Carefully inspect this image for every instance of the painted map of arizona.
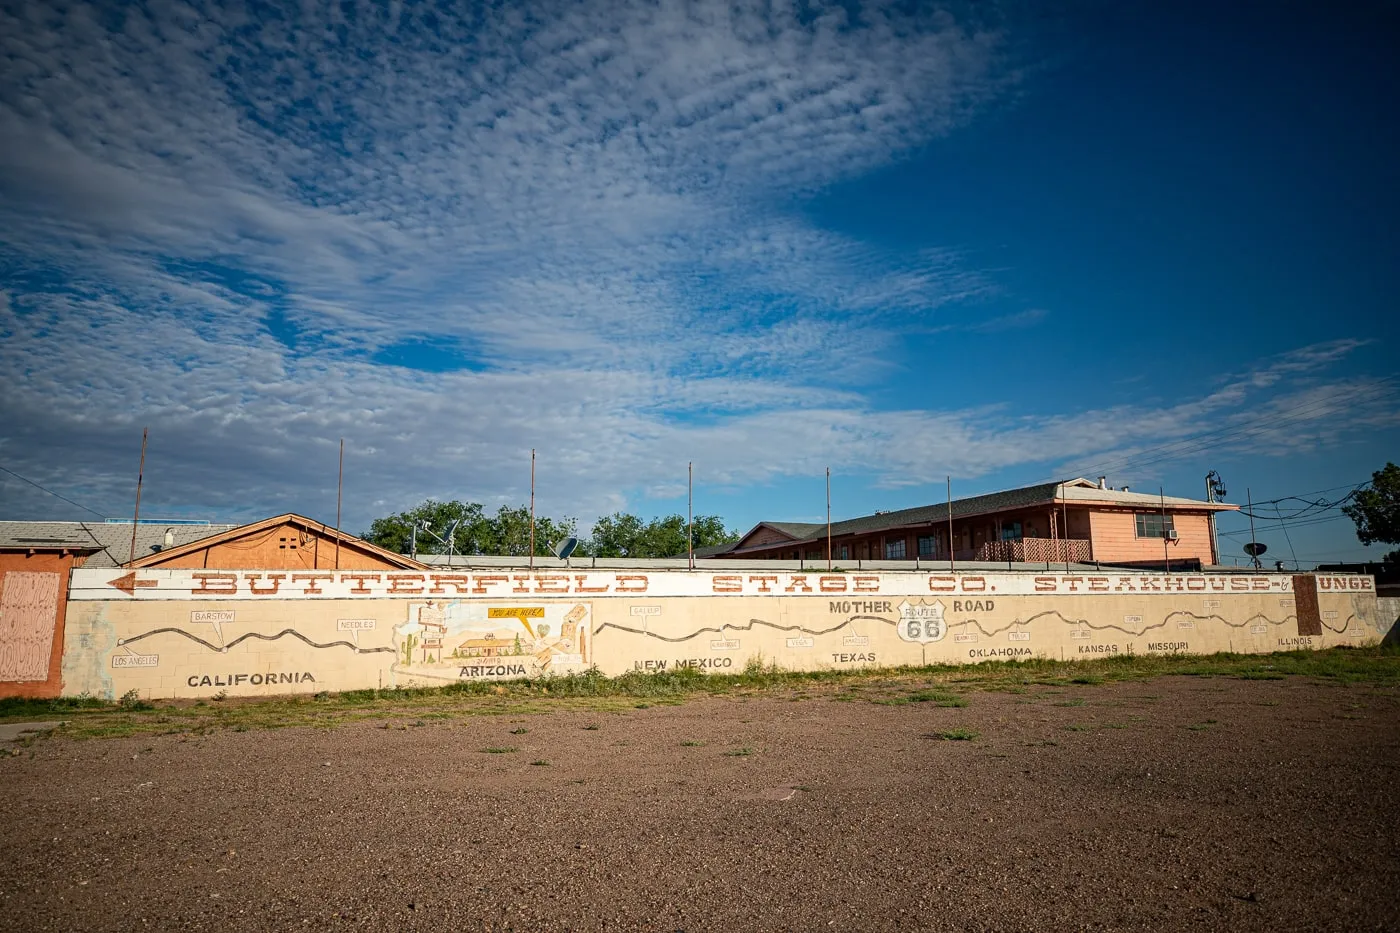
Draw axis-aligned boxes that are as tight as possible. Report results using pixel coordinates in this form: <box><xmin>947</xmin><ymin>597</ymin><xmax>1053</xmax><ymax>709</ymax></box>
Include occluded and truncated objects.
<box><xmin>394</xmin><ymin>601</ymin><xmax>591</xmax><ymax>681</ymax></box>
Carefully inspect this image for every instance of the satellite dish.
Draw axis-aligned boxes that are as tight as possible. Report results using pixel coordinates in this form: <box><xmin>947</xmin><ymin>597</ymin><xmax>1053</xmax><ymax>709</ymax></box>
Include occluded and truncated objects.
<box><xmin>1243</xmin><ymin>542</ymin><xmax>1268</xmax><ymax>557</ymax></box>
<box><xmin>552</xmin><ymin>537</ymin><xmax>579</xmax><ymax>560</ymax></box>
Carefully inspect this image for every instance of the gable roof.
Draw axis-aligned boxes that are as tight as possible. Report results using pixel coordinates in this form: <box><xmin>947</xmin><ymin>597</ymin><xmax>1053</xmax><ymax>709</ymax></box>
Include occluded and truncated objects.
<box><xmin>0</xmin><ymin>521</ymin><xmax>236</xmax><ymax>568</ymax></box>
<box><xmin>126</xmin><ymin>513</ymin><xmax>425</xmax><ymax>569</ymax></box>
<box><xmin>730</xmin><ymin>520</ymin><xmax>825</xmax><ymax>551</ymax></box>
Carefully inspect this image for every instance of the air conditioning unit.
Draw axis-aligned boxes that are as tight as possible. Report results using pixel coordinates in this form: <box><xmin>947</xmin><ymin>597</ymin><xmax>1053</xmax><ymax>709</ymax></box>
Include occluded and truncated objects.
<box><xmin>1166</xmin><ymin>529</ymin><xmax>1179</xmax><ymax>541</ymax></box>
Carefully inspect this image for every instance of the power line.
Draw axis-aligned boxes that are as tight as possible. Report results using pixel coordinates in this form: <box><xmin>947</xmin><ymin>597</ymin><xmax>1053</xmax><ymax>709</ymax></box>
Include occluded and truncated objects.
<box><xmin>0</xmin><ymin>464</ymin><xmax>108</xmax><ymax>519</ymax></box>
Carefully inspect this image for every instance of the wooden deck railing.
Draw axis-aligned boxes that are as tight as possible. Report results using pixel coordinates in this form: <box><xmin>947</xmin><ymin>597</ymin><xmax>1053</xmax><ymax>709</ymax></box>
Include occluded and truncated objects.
<box><xmin>972</xmin><ymin>538</ymin><xmax>1092</xmax><ymax>564</ymax></box>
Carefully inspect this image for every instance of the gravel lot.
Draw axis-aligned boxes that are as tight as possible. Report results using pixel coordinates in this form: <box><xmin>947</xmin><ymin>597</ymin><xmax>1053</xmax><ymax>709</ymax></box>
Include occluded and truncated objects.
<box><xmin>2</xmin><ymin>677</ymin><xmax>1398</xmax><ymax>932</ymax></box>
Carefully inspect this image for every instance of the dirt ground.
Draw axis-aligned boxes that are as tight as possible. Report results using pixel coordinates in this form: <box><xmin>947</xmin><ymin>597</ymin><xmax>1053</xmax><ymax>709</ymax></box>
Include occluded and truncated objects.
<box><xmin>2</xmin><ymin>676</ymin><xmax>1398</xmax><ymax>932</ymax></box>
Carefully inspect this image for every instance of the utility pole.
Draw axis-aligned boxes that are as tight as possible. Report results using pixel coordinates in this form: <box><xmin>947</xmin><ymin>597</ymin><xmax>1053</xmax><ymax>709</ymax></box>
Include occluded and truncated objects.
<box><xmin>529</xmin><ymin>449</ymin><xmax>536</xmax><ymax>571</ymax></box>
<box><xmin>826</xmin><ymin>467</ymin><xmax>832</xmax><ymax>571</ymax></box>
<box><xmin>947</xmin><ymin>476</ymin><xmax>955</xmax><ymax>572</ymax></box>
<box><xmin>1247</xmin><ymin>487</ymin><xmax>1260</xmax><ymax>570</ymax></box>
<box><xmin>127</xmin><ymin>428</ymin><xmax>148</xmax><ymax>566</ymax></box>
<box><xmin>334</xmin><ymin>438</ymin><xmax>344</xmax><ymax>571</ymax></box>
<box><xmin>1159</xmin><ymin>486</ymin><xmax>1169</xmax><ymax>573</ymax></box>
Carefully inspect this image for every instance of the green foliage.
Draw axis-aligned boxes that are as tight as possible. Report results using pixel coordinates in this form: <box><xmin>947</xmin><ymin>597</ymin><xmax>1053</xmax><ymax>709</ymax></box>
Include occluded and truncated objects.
<box><xmin>119</xmin><ymin>689</ymin><xmax>153</xmax><ymax>711</ymax></box>
<box><xmin>362</xmin><ymin>499</ymin><xmax>579</xmax><ymax>557</ymax></box>
<box><xmin>932</xmin><ymin>728</ymin><xmax>979</xmax><ymax>741</ymax></box>
<box><xmin>364</xmin><ymin>497</ymin><xmax>739</xmax><ymax>559</ymax></box>
<box><xmin>585</xmin><ymin>512</ymin><xmax>738</xmax><ymax>558</ymax></box>
<box><xmin>1342</xmin><ymin>463</ymin><xmax>1400</xmax><ymax>561</ymax></box>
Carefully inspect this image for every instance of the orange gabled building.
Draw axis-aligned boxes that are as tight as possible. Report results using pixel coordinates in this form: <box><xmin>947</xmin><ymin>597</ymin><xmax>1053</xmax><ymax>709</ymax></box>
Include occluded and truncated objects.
<box><xmin>125</xmin><ymin>513</ymin><xmax>424</xmax><ymax>571</ymax></box>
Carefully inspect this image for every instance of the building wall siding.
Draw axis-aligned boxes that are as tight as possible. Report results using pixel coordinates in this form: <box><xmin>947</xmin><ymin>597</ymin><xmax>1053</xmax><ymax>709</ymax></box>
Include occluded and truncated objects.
<box><xmin>1088</xmin><ymin>510</ymin><xmax>1215</xmax><ymax>565</ymax></box>
<box><xmin>147</xmin><ymin>521</ymin><xmax>402</xmax><ymax>571</ymax></box>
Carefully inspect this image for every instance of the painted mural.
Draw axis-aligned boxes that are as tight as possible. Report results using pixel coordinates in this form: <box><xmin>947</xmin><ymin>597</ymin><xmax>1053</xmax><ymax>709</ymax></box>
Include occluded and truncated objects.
<box><xmin>394</xmin><ymin>600</ymin><xmax>591</xmax><ymax>682</ymax></box>
<box><xmin>51</xmin><ymin>568</ymin><xmax>1383</xmax><ymax>699</ymax></box>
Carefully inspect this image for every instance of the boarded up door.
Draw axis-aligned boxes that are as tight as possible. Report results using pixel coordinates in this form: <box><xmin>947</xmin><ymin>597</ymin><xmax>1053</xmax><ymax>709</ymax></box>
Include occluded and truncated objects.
<box><xmin>0</xmin><ymin>572</ymin><xmax>62</xmax><ymax>681</ymax></box>
<box><xmin>1291</xmin><ymin>574</ymin><xmax>1323</xmax><ymax>637</ymax></box>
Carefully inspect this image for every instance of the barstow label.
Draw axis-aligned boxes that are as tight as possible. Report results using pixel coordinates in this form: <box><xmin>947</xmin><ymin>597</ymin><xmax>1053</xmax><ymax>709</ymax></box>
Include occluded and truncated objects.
<box><xmin>460</xmin><ymin>664</ymin><xmax>527</xmax><ymax>677</ymax></box>
<box><xmin>968</xmin><ymin>647</ymin><xmax>1033</xmax><ymax>659</ymax></box>
<box><xmin>187</xmin><ymin>672</ymin><xmax>314</xmax><ymax>687</ymax></box>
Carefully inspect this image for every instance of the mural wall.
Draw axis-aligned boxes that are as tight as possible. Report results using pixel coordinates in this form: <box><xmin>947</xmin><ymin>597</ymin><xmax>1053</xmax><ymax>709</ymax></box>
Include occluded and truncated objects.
<box><xmin>60</xmin><ymin>568</ymin><xmax>1383</xmax><ymax>699</ymax></box>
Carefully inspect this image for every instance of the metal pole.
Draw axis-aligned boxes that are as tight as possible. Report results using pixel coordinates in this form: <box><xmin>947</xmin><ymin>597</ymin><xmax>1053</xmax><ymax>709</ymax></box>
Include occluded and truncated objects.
<box><xmin>335</xmin><ymin>438</ymin><xmax>344</xmax><ymax>570</ymax></box>
<box><xmin>947</xmin><ymin>476</ymin><xmax>955</xmax><ymax>572</ymax></box>
<box><xmin>529</xmin><ymin>449</ymin><xmax>536</xmax><ymax>570</ymax></box>
<box><xmin>1247</xmin><ymin>487</ymin><xmax>1259</xmax><ymax>570</ymax></box>
<box><xmin>127</xmin><ymin>427</ymin><xmax>148</xmax><ymax>566</ymax></box>
<box><xmin>688</xmin><ymin>461</ymin><xmax>694</xmax><ymax>571</ymax></box>
<box><xmin>1160</xmin><ymin>486</ymin><xmax>1169</xmax><ymax>573</ymax></box>
<box><xmin>1205</xmin><ymin>473</ymin><xmax>1217</xmax><ymax>567</ymax></box>
<box><xmin>1061</xmin><ymin>483</ymin><xmax>1070</xmax><ymax>570</ymax></box>
<box><xmin>826</xmin><ymin>467</ymin><xmax>832</xmax><ymax>571</ymax></box>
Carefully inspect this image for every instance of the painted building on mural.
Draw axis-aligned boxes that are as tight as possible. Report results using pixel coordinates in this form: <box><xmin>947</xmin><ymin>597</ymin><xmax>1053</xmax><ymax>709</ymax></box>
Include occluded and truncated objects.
<box><xmin>702</xmin><ymin>478</ymin><xmax>1237</xmax><ymax>569</ymax></box>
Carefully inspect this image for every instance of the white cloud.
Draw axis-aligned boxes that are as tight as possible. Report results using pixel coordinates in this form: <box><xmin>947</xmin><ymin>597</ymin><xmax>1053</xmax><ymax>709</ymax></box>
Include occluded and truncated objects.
<box><xmin>0</xmin><ymin>1</ymin><xmax>1392</xmax><ymax>534</ymax></box>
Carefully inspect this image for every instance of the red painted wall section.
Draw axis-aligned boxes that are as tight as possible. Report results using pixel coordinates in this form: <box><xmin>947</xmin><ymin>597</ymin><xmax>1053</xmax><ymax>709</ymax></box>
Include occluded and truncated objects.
<box><xmin>0</xmin><ymin>552</ymin><xmax>77</xmax><ymax>699</ymax></box>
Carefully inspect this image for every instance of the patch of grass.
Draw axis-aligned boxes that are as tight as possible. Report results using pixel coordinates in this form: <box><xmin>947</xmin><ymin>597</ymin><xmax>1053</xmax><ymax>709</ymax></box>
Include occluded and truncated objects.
<box><xmin>680</xmin><ymin>740</ymin><xmax>705</xmax><ymax>747</ymax></box>
<box><xmin>509</xmin><ymin>727</ymin><xmax>529</xmax><ymax>735</ymax></box>
<box><xmin>530</xmin><ymin>760</ymin><xmax>549</xmax><ymax>767</ymax></box>
<box><xmin>930</xmin><ymin>728</ymin><xmax>979</xmax><ymax>741</ymax></box>
<box><xmin>1064</xmin><ymin>723</ymin><xmax>1093</xmax><ymax>732</ymax></box>
<box><xmin>1053</xmin><ymin>698</ymin><xmax>1086</xmax><ymax>707</ymax></box>
<box><xmin>8</xmin><ymin>645</ymin><xmax>1397</xmax><ymax>741</ymax></box>
<box><xmin>118</xmin><ymin>690</ymin><xmax>153</xmax><ymax>712</ymax></box>
<box><xmin>582</xmin><ymin>724</ymin><xmax>600</xmax><ymax>731</ymax></box>
<box><xmin>722</xmin><ymin>747</ymin><xmax>754</xmax><ymax>757</ymax></box>
<box><xmin>872</xmin><ymin>689</ymin><xmax>968</xmax><ymax>707</ymax></box>
<box><xmin>480</xmin><ymin>746</ymin><xmax>518</xmax><ymax>754</ymax></box>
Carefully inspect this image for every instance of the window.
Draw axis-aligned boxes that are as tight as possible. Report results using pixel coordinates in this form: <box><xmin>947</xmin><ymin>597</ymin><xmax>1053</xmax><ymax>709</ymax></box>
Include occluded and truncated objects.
<box><xmin>1000</xmin><ymin>521</ymin><xmax>1023</xmax><ymax>541</ymax></box>
<box><xmin>839</xmin><ymin>545</ymin><xmax>850</xmax><ymax>561</ymax></box>
<box><xmin>917</xmin><ymin>535</ymin><xmax>938</xmax><ymax>556</ymax></box>
<box><xmin>885</xmin><ymin>539</ymin><xmax>906</xmax><ymax>559</ymax></box>
<box><xmin>1135</xmin><ymin>513</ymin><xmax>1176</xmax><ymax>539</ymax></box>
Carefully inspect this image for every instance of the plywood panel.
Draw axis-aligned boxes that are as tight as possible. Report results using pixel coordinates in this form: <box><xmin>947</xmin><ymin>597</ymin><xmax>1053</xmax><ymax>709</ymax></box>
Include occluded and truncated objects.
<box><xmin>0</xmin><ymin>571</ymin><xmax>61</xmax><ymax>681</ymax></box>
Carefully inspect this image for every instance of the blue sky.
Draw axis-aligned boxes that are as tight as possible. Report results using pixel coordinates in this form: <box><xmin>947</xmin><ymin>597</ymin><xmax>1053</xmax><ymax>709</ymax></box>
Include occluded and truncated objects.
<box><xmin>1</xmin><ymin>0</ymin><xmax>1396</xmax><ymax>566</ymax></box>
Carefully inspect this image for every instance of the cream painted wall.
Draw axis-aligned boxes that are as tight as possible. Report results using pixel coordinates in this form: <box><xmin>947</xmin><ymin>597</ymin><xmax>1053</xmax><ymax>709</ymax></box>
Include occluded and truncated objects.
<box><xmin>59</xmin><ymin>568</ymin><xmax>1383</xmax><ymax>699</ymax></box>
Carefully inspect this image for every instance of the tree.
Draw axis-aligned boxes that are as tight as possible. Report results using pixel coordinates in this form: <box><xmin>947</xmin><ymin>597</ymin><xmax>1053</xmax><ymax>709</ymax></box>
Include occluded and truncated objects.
<box><xmin>586</xmin><ymin>512</ymin><xmax>739</xmax><ymax>558</ymax></box>
<box><xmin>363</xmin><ymin>499</ymin><xmax>579</xmax><ymax>557</ymax></box>
<box><xmin>363</xmin><ymin>499</ymin><xmax>488</xmax><ymax>556</ymax></box>
<box><xmin>1342</xmin><ymin>463</ymin><xmax>1400</xmax><ymax>563</ymax></box>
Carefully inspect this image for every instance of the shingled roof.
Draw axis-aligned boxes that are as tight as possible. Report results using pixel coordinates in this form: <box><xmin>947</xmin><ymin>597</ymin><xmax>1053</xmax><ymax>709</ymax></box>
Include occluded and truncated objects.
<box><xmin>717</xmin><ymin>479</ymin><xmax>1236</xmax><ymax>554</ymax></box>
<box><xmin>0</xmin><ymin>521</ymin><xmax>236</xmax><ymax>568</ymax></box>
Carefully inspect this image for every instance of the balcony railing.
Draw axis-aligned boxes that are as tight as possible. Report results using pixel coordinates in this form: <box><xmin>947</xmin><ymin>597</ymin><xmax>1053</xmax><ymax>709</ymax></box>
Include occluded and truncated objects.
<box><xmin>970</xmin><ymin>537</ymin><xmax>1092</xmax><ymax>564</ymax></box>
